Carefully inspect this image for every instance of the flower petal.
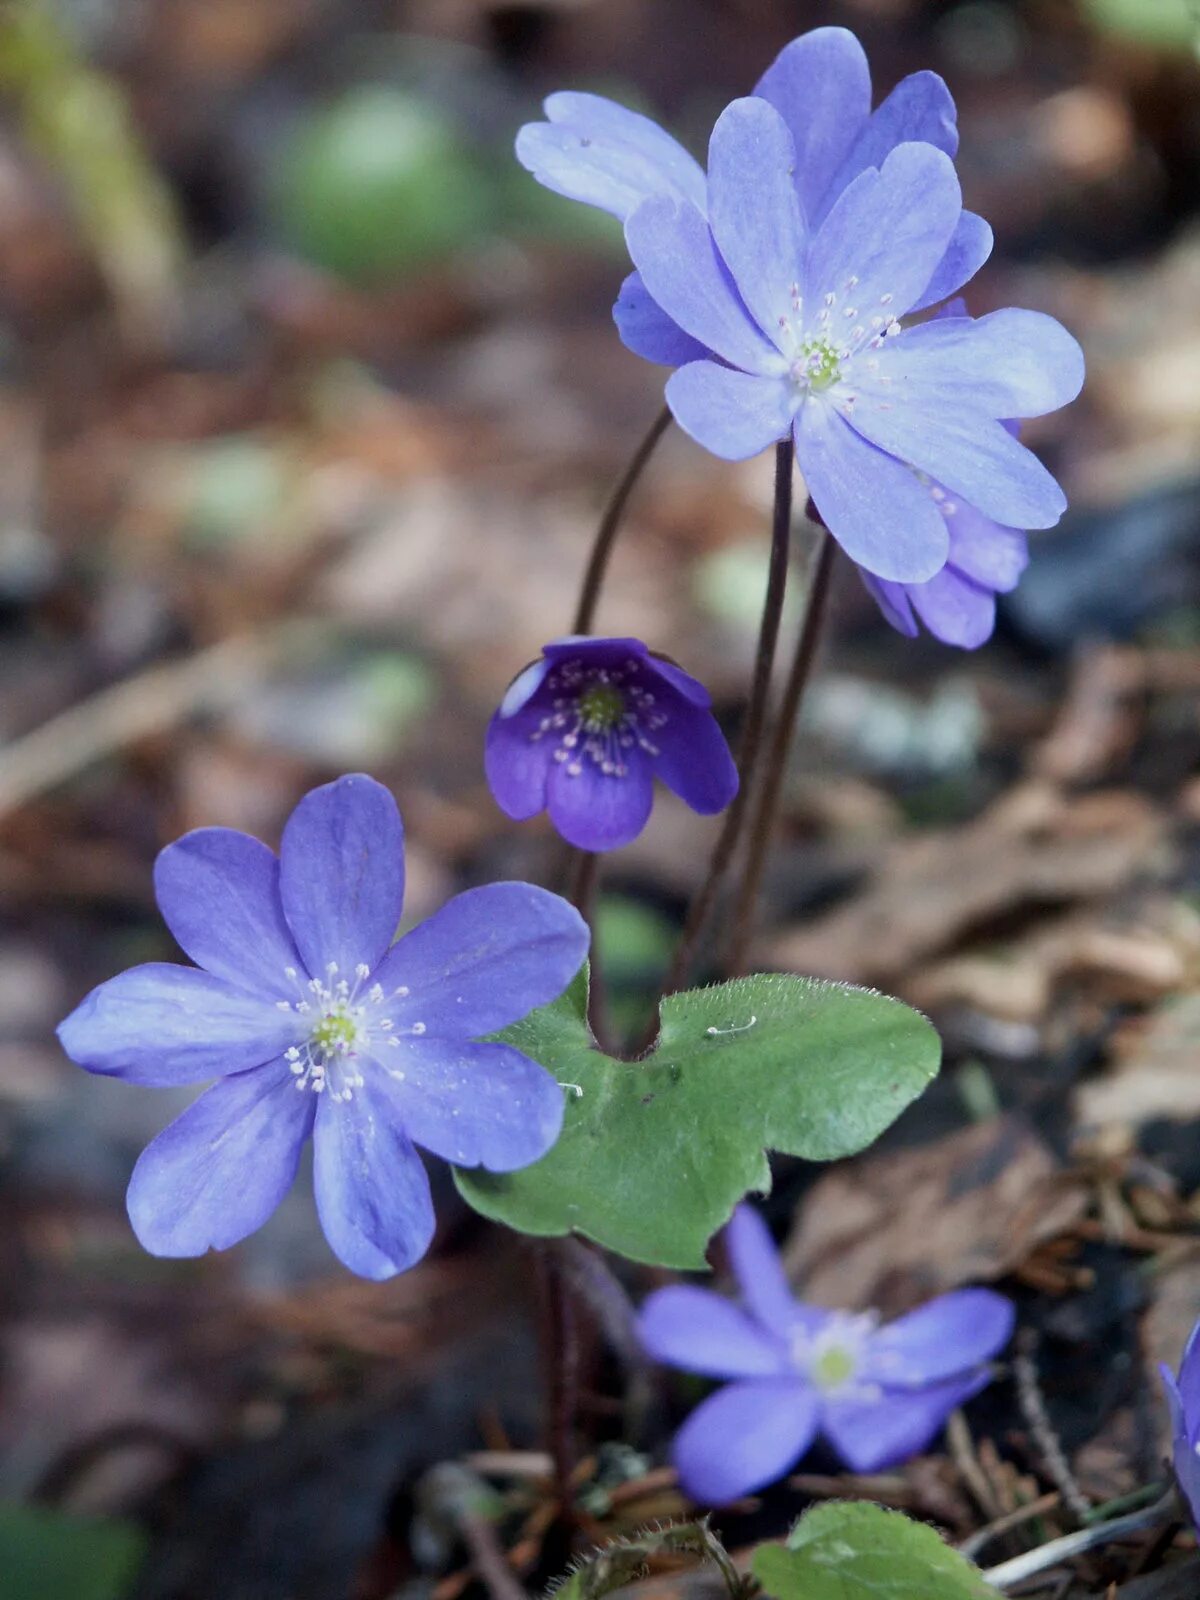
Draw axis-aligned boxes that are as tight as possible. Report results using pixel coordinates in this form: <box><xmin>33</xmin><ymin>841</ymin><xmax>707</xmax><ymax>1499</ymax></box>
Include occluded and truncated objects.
<box><xmin>370</xmin><ymin>1038</ymin><xmax>564</xmax><ymax>1171</ymax></box>
<box><xmin>515</xmin><ymin>93</ymin><xmax>707</xmax><ymax>222</ymax></box>
<box><xmin>651</xmin><ymin>694</ymin><xmax>738</xmax><ymax>815</ymax></box>
<box><xmin>372</xmin><ymin>882</ymin><xmax>589</xmax><ymax>1038</ymax></box>
<box><xmin>864</xmin><ymin>1290</ymin><xmax>1015</xmax><ymax>1387</ymax></box>
<box><xmin>639</xmin><ymin>1285</ymin><xmax>788</xmax><ymax>1378</ymax></box>
<box><xmin>822</xmin><ymin>1370</ymin><xmax>990</xmax><ymax>1472</ymax></box>
<box><xmin>57</xmin><ymin>963</ymin><xmax>301</xmax><ymax>1085</ymax></box>
<box><xmin>874</xmin><ymin>309</ymin><xmax>1085</xmax><ymax>418</ymax></box>
<box><xmin>279</xmin><ymin>774</ymin><xmax>405</xmax><ymax>980</ymax></box>
<box><xmin>753</xmin><ymin>28</ymin><xmax>871</xmax><ymax>222</ymax></box>
<box><xmin>614</xmin><ymin>272</ymin><xmax>709</xmax><ymax>367</ymax></box>
<box><xmin>794</xmin><ymin>400</ymin><xmax>948</xmax><ymax>582</ymax></box>
<box><xmin>825</xmin><ymin>70</ymin><xmax>958</xmax><ymax>213</ymax></box>
<box><xmin>545</xmin><ymin>749</ymin><xmax>654</xmax><ymax>852</ymax></box>
<box><xmin>626</xmin><ymin>198</ymin><xmax>781</xmax><ymax>373</ymax></box>
<box><xmin>945</xmin><ymin>505</ymin><xmax>1028</xmax><ymax>592</ymax></box>
<box><xmin>805</xmin><ymin>143</ymin><xmax>961</xmax><ymax>322</ymax></box>
<box><xmin>646</xmin><ymin>654</ymin><xmax>714</xmax><ymax>708</ymax></box>
<box><xmin>707</xmin><ymin>99</ymin><xmax>806</xmax><ymax>346</ymax></box>
<box><xmin>1178</xmin><ymin>1320</ymin><xmax>1200</xmax><ymax>1429</ymax></box>
<box><xmin>312</xmin><ymin>1087</ymin><xmax>435</xmax><ymax>1279</ymax></box>
<box><xmin>673</xmin><ymin>1378</ymin><xmax>820</xmax><ymax>1503</ymax></box>
<box><xmin>909</xmin><ymin>212</ymin><xmax>993</xmax><ymax>314</ymax></box>
<box><xmin>485</xmin><ymin>704</ymin><xmax>556</xmax><ymax>821</ymax></box>
<box><xmin>126</xmin><ymin>1059</ymin><xmax>313</xmax><ymax>1255</ymax></box>
<box><xmin>666</xmin><ymin>361</ymin><xmax>793</xmax><ymax>462</ymax></box>
<box><xmin>724</xmin><ymin>1204</ymin><xmax>807</xmax><ymax>1338</ymax></box>
<box><xmin>846</xmin><ymin>401</ymin><xmax>1067</xmax><ymax>530</ymax></box>
<box><xmin>153</xmin><ymin>828</ymin><xmax>301</xmax><ymax>999</ymax></box>
<box><xmin>861</xmin><ymin>572</ymin><xmax>920</xmax><ymax>638</ymax></box>
<box><xmin>908</xmin><ymin>565</ymin><xmax>997</xmax><ymax>649</ymax></box>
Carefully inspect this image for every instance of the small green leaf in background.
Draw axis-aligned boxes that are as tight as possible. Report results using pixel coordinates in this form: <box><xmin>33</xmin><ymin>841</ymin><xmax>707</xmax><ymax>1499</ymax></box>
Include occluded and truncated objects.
<box><xmin>1082</xmin><ymin>0</ymin><xmax>1200</xmax><ymax>53</ymax></box>
<box><xmin>753</xmin><ymin>1501</ymin><xmax>1001</xmax><ymax>1600</ymax></box>
<box><xmin>0</xmin><ymin>1503</ymin><xmax>146</xmax><ymax>1600</ymax></box>
<box><xmin>456</xmin><ymin>970</ymin><xmax>939</xmax><ymax>1267</ymax></box>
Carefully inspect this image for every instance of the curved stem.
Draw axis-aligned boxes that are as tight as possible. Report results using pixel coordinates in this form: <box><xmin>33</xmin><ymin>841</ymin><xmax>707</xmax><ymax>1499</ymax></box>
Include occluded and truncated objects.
<box><xmin>568</xmin><ymin>850</ymin><xmax>612</xmax><ymax>1050</ymax></box>
<box><xmin>571</xmin><ymin>405</ymin><xmax>672</xmax><ymax>636</ymax></box>
<box><xmin>981</xmin><ymin>1491</ymin><xmax>1179</xmax><ymax>1591</ymax></box>
<box><xmin>642</xmin><ymin>438</ymin><xmax>795</xmax><ymax>1032</ymax></box>
<box><xmin>722</xmin><ymin>527</ymin><xmax>835</xmax><ymax>977</ymax></box>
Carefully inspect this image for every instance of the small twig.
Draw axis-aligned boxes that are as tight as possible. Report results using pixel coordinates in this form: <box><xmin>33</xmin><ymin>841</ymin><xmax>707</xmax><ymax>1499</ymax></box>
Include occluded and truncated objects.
<box><xmin>571</xmin><ymin>406</ymin><xmax>672</xmax><ymax>635</ymax></box>
<box><xmin>959</xmin><ymin>1491</ymin><xmax>1063</xmax><ymax>1561</ymax></box>
<box><xmin>457</xmin><ymin>1512</ymin><xmax>532</xmax><ymax>1600</ymax></box>
<box><xmin>982</xmin><ymin>1491</ymin><xmax>1179</xmax><ymax>1591</ymax></box>
<box><xmin>554</xmin><ymin>1236</ymin><xmax>653</xmax><ymax>1440</ymax></box>
<box><xmin>1014</xmin><ymin>1330</ymin><xmax>1091</xmax><ymax>1522</ymax></box>
<box><xmin>947</xmin><ymin>1409</ymin><xmax>1005</xmax><ymax>1520</ymax></box>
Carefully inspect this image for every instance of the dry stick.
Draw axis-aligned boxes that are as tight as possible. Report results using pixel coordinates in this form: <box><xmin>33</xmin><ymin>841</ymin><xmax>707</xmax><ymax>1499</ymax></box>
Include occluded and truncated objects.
<box><xmin>642</xmin><ymin>437</ymin><xmax>796</xmax><ymax>1034</ymax></box>
<box><xmin>571</xmin><ymin>405</ymin><xmax>673</xmax><ymax>635</ymax></box>
<box><xmin>721</xmin><ymin>527</ymin><xmax>835</xmax><ymax>977</ymax></box>
<box><xmin>981</xmin><ymin>1492</ymin><xmax>1179</xmax><ymax>1592</ymax></box>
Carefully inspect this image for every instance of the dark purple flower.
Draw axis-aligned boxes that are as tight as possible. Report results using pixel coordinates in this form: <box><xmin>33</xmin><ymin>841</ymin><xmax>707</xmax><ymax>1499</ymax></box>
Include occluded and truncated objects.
<box><xmin>1160</xmin><ymin>1321</ymin><xmax>1200</xmax><ymax>1536</ymax></box>
<box><xmin>56</xmin><ymin>775</ymin><xmax>589</xmax><ymax>1280</ymax></box>
<box><xmin>485</xmin><ymin>636</ymin><xmax>737</xmax><ymax>853</ymax></box>
<box><xmin>638</xmin><ymin>1205</ymin><xmax>1014</xmax><ymax>1503</ymax></box>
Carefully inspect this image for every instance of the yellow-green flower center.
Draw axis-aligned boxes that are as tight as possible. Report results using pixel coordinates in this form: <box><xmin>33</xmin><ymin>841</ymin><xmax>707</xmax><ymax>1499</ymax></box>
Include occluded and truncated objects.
<box><xmin>810</xmin><ymin>1344</ymin><xmax>857</xmax><ymax>1391</ymax></box>
<box><xmin>795</xmin><ymin>336</ymin><xmax>842</xmax><ymax>391</ymax></box>
<box><xmin>578</xmin><ymin>682</ymin><xmax>626</xmax><ymax>733</ymax></box>
<box><xmin>310</xmin><ymin>1008</ymin><xmax>360</xmax><ymax>1056</ymax></box>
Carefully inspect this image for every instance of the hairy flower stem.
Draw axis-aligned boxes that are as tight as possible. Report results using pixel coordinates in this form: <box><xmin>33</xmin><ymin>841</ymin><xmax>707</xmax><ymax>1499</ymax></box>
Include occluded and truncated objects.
<box><xmin>536</xmin><ymin>1243</ymin><xmax>582</xmax><ymax>1524</ymax></box>
<box><xmin>571</xmin><ymin>405</ymin><xmax>673</xmax><ymax>635</ymax></box>
<box><xmin>722</xmin><ymin>523</ymin><xmax>835</xmax><ymax>976</ymax></box>
<box><xmin>641</xmin><ymin>439</ymin><xmax>794</xmax><ymax>1037</ymax></box>
<box><xmin>981</xmin><ymin>1491</ymin><xmax>1179</xmax><ymax>1591</ymax></box>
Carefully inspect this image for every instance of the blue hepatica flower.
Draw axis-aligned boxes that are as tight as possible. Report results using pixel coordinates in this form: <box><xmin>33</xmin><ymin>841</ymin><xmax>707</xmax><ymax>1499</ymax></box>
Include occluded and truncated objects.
<box><xmin>638</xmin><ymin>1205</ymin><xmax>1015</xmax><ymax>1504</ymax></box>
<box><xmin>56</xmin><ymin>775</ymin><xmax>589</xmax><ymax>1279</ymax></box>
<box><xmin>485</xmin><ymin>636</ymin><xmax>738</xmax><ymax>853</ymax></box>
<box><xmin>517</xmin><ymin>27</ymin><xmax>993</xmax><ymax>368</ymax></box>
<box><xmin>1159</xmin><ymin>1320</ymin><xmax>1200</xmax><ymax>1536</ymax></box>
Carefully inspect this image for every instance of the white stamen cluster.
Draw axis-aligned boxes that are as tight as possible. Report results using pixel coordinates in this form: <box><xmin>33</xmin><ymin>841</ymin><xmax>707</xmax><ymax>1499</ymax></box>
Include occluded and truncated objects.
<box><xmin>275</xmin><ymin>962</ymin><xmax>423</xmax><ymax>1103</ymax></box>
<box><xmin>775</xmin><ymin>275</ymin><xmax>902</xmax><ymax>410</ymax></box>
<box><xmin>527</xmin><ymin>656</ymin><xmax>669</xmax><ymax>780</ymax></box>
<box><xmin>792</xmin><ymin>1310</ymin><xmax>884</xmax><ymax>1400</ymax></box>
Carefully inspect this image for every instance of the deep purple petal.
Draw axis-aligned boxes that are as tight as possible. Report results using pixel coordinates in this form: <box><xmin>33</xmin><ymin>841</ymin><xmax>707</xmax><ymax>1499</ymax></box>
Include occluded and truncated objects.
<box><xmin>1163</xmin><ymin>1359</ymin><xmax>1200</xmax><ymax>1529</ymax></box>
<box><xmin>944</xmin><ymin>504</ymin><xmax>1028</xmax><ymax>592</ymax></box>
<box><xmin>753</xmin><ymin>29</ymin><xmax>871</xmax><ymax>223</ymax></box>
<box><xmin>646</xmin><ymin>655</ymin><xmax>713</xmax><ymax>708</ymax></box>
<box><xmin>485</xmin><ymin>706</ymin><xmax>556</xmax><ymax>821</ymax></box>
<box><xmin>822</xmin><ymin>1370</ymin><xmax>991</xmax><ymax>1472</ymax></box>
<box><xmin>57</xmin><ymin>963</ymin><xmax>301</xmax><ymax>1086</ymax></box>
<box><xmin>1162</xmin><ymin>1364</ymin><xmax>1187</xmax><ymax>1444</ymax></box>
<box><xmin>651</xmin><ymin>695</ymin><xmax>738</xmax><ymax>815</ymax></box>
<box><xmin>673</xmin><ymin>1378</ymin><xmax>820</xmax><ymax>1503</ymax></box>
<box><xmin>498</xmin><ymin>657</ymin><xmax>553</xmax><ymax>717</ymax></box>
<box><xmin>666</xmin><ymin>361</ymin><xmax>793</xmax><ymax>461</ymax></box>
<box><xmin>515</xmin><ymin>93</ymin><xmax>707</xmax><ymax>222</ymax></box>
<box><xmin>365</xmin><ymin>1038</ymin><xmax>563</xmax><ymax>1171</ymax></box>
<box><xmin>1179</xmin><ymin>1321</ymin><xmax>1200</xmax><ymax>1432</ymax></box>
<box><xmin>707</xmin><ymin>99</ymin><xmax>806</xmax><ymax>345</ymax></box>
<box><xmin>545</xmin><ymin>750</ymin><xmax>654</xmax><ymax>852</ymax></box>
<box><xmin>908</xmin><ymin>565</ymin><xmax>997</xmax><ymax>649</ymax></box>
<box><xmin>371</xmin><ymin>882</ymin><xmax>589</xmax><ymax>1038</ymax></box>
<box><xmin>794</xmin><ymin>401</ymin><xmax>949</xmax><ymax>582</ymax></box>
<box><xmin>909</xmin><ymin>212</ymin><xmax>993</xmax><ymax>314</ymax></box>
<box><xmin>614</xmin><ymin>272</ymin><xmax>710</xmax><ymax>367</ymax></box>
<box><xmin>725</xmin><ymin>1205</ymin><xmax>809</xmax><ymax>1338</ymax></box>
<box><xmin>824</xmin><ymin>70</ymin><xmax>958</xmax><ymax>216</ymax></box>
<box><xmin>861</xmin><ymin>572</ymin><xmax>920</xmax><ymax>638</ymax></box>
<box><xmin>845</xmin><ymin>401</ymin><xmax>1067</xmax><ymax>530</ymax></box>
<box><xmin>625</xmin><ymin>199</ymin><xmax>781</xmax><ymax>372</ymax></box>
<box><xmin>153</xmin><ymin>828</ymin><xmax>301</xmax><ymax>999</ymax></box>
<box><xmin>279</xmin><ymin>775</ymin><xmax>405</xmax><ymax>980</ymax></box>
<box><xmin>805</xmin><ymin>144</ymin><xmax>961</xmax><ymax>323</ymax></box>
<box><xmin>312</xmin><ymin>1086</ymin><xmax>435</xmax><ymax>1279</ymax></box>
<box><xmin>874</xmin><ymin>310</ymin><xmax>1085</xmax><ymax>418</ymax></box>
<box><xmin>126</xmin><ymin>1059</ymin><xmax>313</xmax><ymax>1255</ymax></box>
<box><xmin>639</xmin><ymin>1285</ymin><xmax>788</xmax><ymax>1378</ymax></box>
<box><xmin>864</xmin><ymin>1290</ymin><xmax>1015</xmax><ymax>1387</ymax></box>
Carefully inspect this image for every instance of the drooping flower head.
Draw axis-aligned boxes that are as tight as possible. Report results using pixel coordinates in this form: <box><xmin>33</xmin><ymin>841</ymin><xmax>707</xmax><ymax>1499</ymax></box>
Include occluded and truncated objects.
<box><xmin>56</xmin><ymin>775</ymin><xmax>589</xmax><ymax>1279</ymax></box>
<box><xmin>638</xmin><ymin>1204</ymin><xmax>1015</xmax><ymax>1504</ymax></box>
<box><xmin>1159</xmin><ymin>1320</ymin><xmax>1200</xmax><ymax>1536</ymax></box>
<box><xmin>485</xmin><ymin>636</ymin><xmax>737</xmax><ymax>853</ymax></box>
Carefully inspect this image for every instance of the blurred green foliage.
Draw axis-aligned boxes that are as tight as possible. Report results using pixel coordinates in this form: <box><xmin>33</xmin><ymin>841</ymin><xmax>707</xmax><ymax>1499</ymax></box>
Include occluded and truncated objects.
<box><xmin>0</xmin><ymin>1503</ymin><xmax>146</xmax><ymax>1600</ymax></box>
<box><xmin>1083</xmin><ymin>0</ymin><xmax>1200</xmax><ymax>51</ymax></box>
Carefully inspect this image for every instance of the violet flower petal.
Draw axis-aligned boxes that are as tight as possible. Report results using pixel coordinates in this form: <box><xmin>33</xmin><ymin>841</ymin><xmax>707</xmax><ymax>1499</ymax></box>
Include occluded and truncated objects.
<box><xmin>825</xmin><ymin>70</ymin><xmax>957</xmax><ymax>208</ymax></box>
<box><xmin>909</xmin><ymin>212</ymin><xmax>993</xmax><ymax>314</ymax></box>
<box><xmin>312</xmin><ymin>1087</ymin><xmax>435</xmax><ymax>1279</ymax></box>
<box><xmin>1178</xmin><ymin>1321</ymin><xmax>1200</xmax><ymax>1425</ymax></box>
<box><xmin>485</xmin><ymin>704</ymin><xmax>556</xmax><ymax>821</ymax></box>
<box><xmin>907</xmin><ymin>565</ymin><xmax>997</xmax><ymax>650</ymax></box>
<box><xmin>56</xmin><ymin>963</ymin><xmax>301</xmax><ymax>1086</ymax></box>
<box><xmin>614</xmin><ymin>272</ymin><xmax>709</xmax><ymax>367</ymax></box>
<box><xmin>823</xmin><ymin>1370</ymin><xmax>991</xmax><ymax>1473</ymax></box>
<box><xmin>793</xmin><ymin>401</ymin><xmax>949</xmax><ymax>583</ymax></box>
<box><xmin>625</xmin><ymin>198</ymin><xmax>781</xmax><ymax>373</ymax></box>
<box><xmin>545</xmin><ymin>747</ymin><xmax>654</xmax><ymax>851</ymax></box>
<box><xmin>279</xmin><ymin>773</ymin><xmax>405</xmax><ymax>979</ymax></box>
<box><xmin>724</xmin><ymin>1203</ymin><xmax>825</xmax><ymax>1339</ymax></box>
<box><xmin>666</xmin><ymin>361</ymin><xmax>793</xmax><ymax>461</ymax></box>
<box><xmin>864</xmin><ymin>1288</ymin><xmax>1015</xmax><ymax>1387</ymax></box>
<box><xmin>874</xmin><ymin>309</ymin><xmax>1086</xmax><ymax>418</ymax></box>
<box><xmin>153</xmin><ymin>827</ymin><xmax>303</xmax><ymax>997</ymax></box>
<box><xmin>673</xmin><ymin>1378</ymin><xmax>820</xmax><ymax>1503</ymax></box>
<box><xmin>639</xmin><ymin>1285</ymin><xmax>788</xmax><ymax>1379</ymax></box>
<box><xmin>651</xmin><ymin>693</ymin><xmax>739</xmax><ymax>814</ymax></box>
<box><xmin>753</xmin><ymin>28</ymin><xmax>871</xmax><ymax>222</ymax></box>
<box><xmin>860</xmin><ymin>573</ymin><xmax>920</xmax><ymax>638</ymax></box>
<box><xmin>944</xmin><ymin>507</ymin><xmax>1028</xmax><ymax>592</ymax></box>
<box><xmin>126</xmin><ymin>1059</ymin><xmax>314</xmax><ymax>1255</ymax></box>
